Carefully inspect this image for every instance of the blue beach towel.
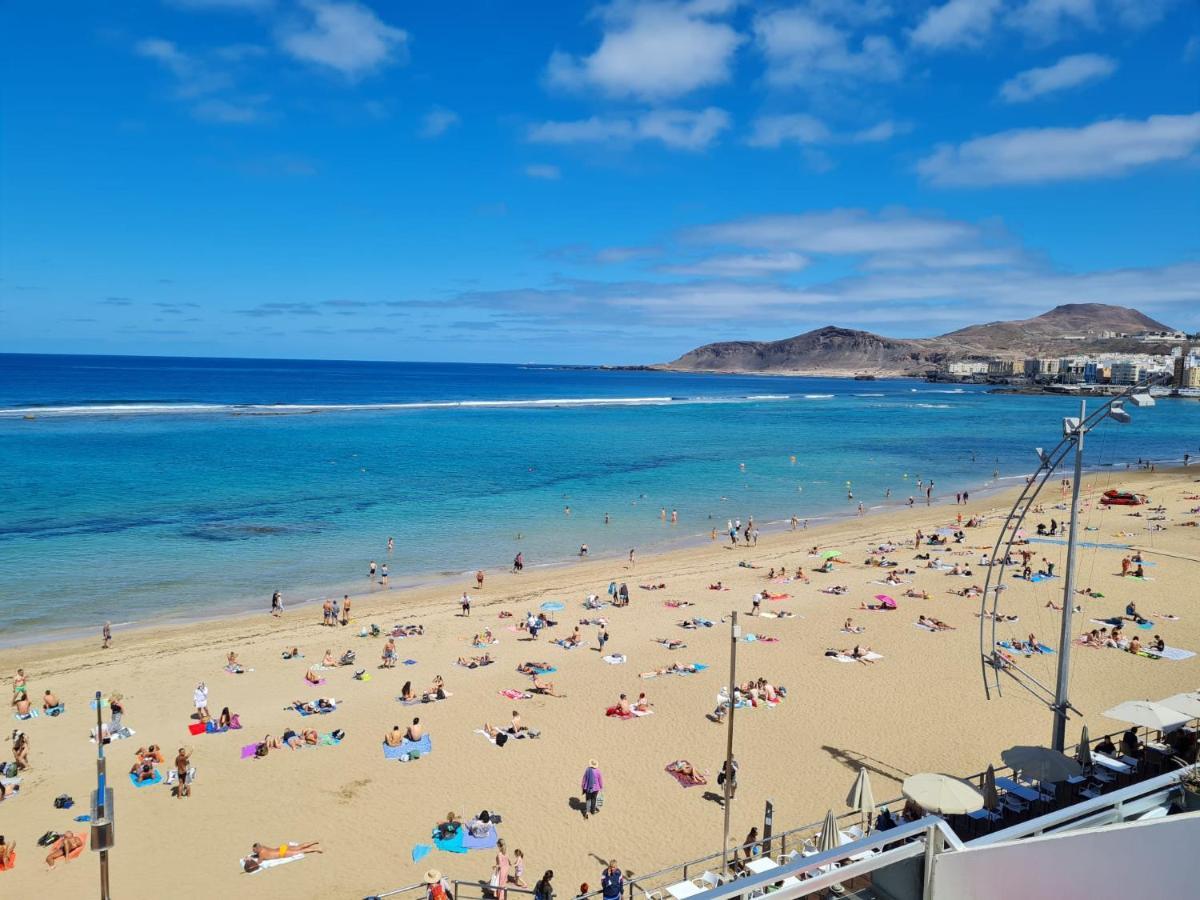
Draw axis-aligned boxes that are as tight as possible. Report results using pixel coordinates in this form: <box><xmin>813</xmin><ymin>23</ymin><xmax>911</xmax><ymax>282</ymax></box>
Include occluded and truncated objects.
<box><xmin>432</xmin><ymin>828</ymin><xmax>467</xmax><ymax>854</ymax></box>
<box><xmin>130</xmin><ymin>770</ymin><xmax>162</xmax><ymax>788</ymax></box>
<box><xmin>382</xmin><ymin>734</ymin><xmax>432</xmax><ymax>759</ymax></box>
<box><xmin>45</xmin><ymin>704</ymin><xmax>65</xmax><ymax>717</ymax></box>
<box><xmin>530</xmin><ymin>666</ymin><xmax>557</xmax><ymax>675</ymax></box>
<box><xmin>412</xmin><ymin>843</ymin><xmax>433</xmax><ymax>862</ymax></box>
<box><xmin>462</xmin><ymin>825</ymin><xmax>499</xmax><ymax>850</ymax></box>
<box><xmin>403</xmin><ymin>659</ymin><xmax>418</xmax><ymax>666</ymax></box>
<box><xmin>998</xmin><ymin>641</ymin><xmax>1055</xmax><ymax>655</ymax></box>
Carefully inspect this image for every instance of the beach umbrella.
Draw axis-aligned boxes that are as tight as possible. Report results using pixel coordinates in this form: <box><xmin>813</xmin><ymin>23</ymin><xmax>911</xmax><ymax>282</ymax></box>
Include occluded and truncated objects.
<box><xmin>1000</xmin><ymin>746</ymin><xmax>1082</xmax><ymax>783</ymax></box>
<box><xmin>1159</xmin><ymin>692</ymin><xmax>1200</xmax><ymax>720</ymax></box>
<box><xmin>1102</xmin><ymin>700</ymin><xmax>1189</xmax><ymax>731</ymax></box>
<box><xmin>874</xmin><ymin>594</ymin><xmax>896</xmax><ymax>609</ymax></box>
<box><xmin>902</xmin><ymin>773</ymin><xmax>984</xmax><ymax>815</ymax></box>
<box><xmin>821</xmin><ymin>550</ymin><xmax>842</xmax><ymax>559</ymax></box>
<box><xmin>981</xmin><ymin>765</ymin><xmax>999</xmax><ymax>811</ymax></box>
<box><xmin>540</xmin><ymin>601</ymin><xmax>565</xmax><ymax>612</ymax></box>
<box><xmin>817</xmin><ymin>809</ymin><xmax>841</xmax><ymax>853</ymax></box>
<box><xmin>846</xmin><ymin>768</ymin><xmax>875</xmax><ymax>827</ymax></box>
<box><xmin>1076</xmin><ymin>725</ymin><xmax>1093</xmax><ymax>767</ymax></box>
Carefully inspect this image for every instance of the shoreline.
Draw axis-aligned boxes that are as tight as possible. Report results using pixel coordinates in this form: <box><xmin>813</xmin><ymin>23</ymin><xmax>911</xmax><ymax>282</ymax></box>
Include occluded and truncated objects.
<box><xmin>4</xmin><ymin>455</ymin><xmax>1190</xmax><ymax>652</ymax></box>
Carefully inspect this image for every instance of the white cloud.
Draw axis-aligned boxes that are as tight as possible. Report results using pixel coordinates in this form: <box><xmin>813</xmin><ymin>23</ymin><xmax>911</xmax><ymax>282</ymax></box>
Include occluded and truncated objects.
<box><xmin>754</xmin><ymin>8</ymin><xmax>902</xmax><ymax>88</ymax></box>
<box><xmin>192</xmin><ymin>97</ymin><xmax>267</xmax><ymax>123</ymax></box>
<box><xmin>528</xmin><ymin>107</ymin><xmax>730</xmax><ymax>151</ymax></box>
<box><xmin>135</xmin><ymin>38</ymin><xmax>232</xmax><ymax>97</ymax></box>
<box><xmin>660</xmin><ymin>251</ymin><xmax>811</xmax><ymax>277</ymax></box>
<box><xmin>746</xmin><ymin>115</ymin><xmax>904</xmax><ymax>148</ymax></box>
<box><xmin>420</xmin><ymin>107</ymin><xmax>460</xmax><ymax>138</ymax></box>
<box><xmin>863</xmin><ymin>247</ymin><xmax>1028</xmax><ymax>270</ymax></box>
<box><xmin>686</xmin><ymin>209</ymin><xmax>980</xmax><ymax>254</ymax></box>
<box><xmin>747</xmin><ymin>114</ymin><xmax>831</xmax><ymax>147</ymax></box>
<box><xmin>524</xmin><ymin>164</ymin><xmax>562</xmax><ymax>180</ymax></box>
<box><xmin>1007</xmin><ymin>0</ymin><xmax>1098</xmax><ymax>39</ymax></box>
<box><xmin>1000</xmin><ymin>53</ymin><xmax>1116</xmax><ymax>102</ymax></box>
<box><xmin>277</xmin><ymin>0</ymin><xmax>407</xmax><ymax>78</ymax></box>
<box><xmin>546</xmin><ymin>1</ymin><xmax>743</xmax><ymax>100</ymax></box>
<box><xmin>918</xmin><ymin>113</ymin><xmax>1200</xmax><ymax>186</ymax></box>
<box><xmin>910</xmin><ymin>0</ymin><xmax>1002</xmax><ymax>50</ymax></box>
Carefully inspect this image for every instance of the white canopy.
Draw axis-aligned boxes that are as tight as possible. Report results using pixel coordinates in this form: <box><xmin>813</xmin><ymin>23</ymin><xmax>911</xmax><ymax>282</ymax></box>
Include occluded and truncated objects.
<box><xmin>1102</xmin><ymin>700</ymin><xmax>1190</xmax><ymax>731</ymax></box>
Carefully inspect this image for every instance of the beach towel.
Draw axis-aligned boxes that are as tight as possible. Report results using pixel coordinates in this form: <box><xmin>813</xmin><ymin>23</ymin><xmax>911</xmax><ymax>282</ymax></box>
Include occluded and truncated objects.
<box><xmin>1142</xmin><ymin>646</ymin><xmax>1196</xmax><ymax>661</ymax></box>
<box><xmin>767</xmin><ymin>594</ymin><xmax>791</xmax><ymax>601</ymax></box>
<box><xmin>463</xmin><ymin>825</ymin><xmax>500</xmax><ymax>850</ymax></box>
<box><xmin>303</xmin><ymin>678</ymin><xmax>327</xmax><ymax>686</ymax></box>
<box><xmin>44</xmin><ymin>704</ymin><xmax>65</xmax><ymax>717</ymax></box>
<box><xmin>129</xmin><ymin>769</ymin><xmax>162</xmax><ymax>788</ymax></box>
<box><xmin>240</xmin><ymin>854</ymin><xmax>305</xmax><ymax>873</ymax></box>
<box><xmin>412</xmin><ymin>843</ymin><xmax>433</xmax><ymax>862</ymax></box>
<box><xmin>382</xmin><ymin>734</ymin><xmax>432</xmax><ymax>759</ymax></box>
<box><xmin>241</xmin><ymin>743</ymin><xmax>260</xmax><ymax>759</ymax></box>
<box><xmin>188</xmin><ymin>722</ymin><xmax>206</xmax><ymax>735</ymax></box>
<box><xmin>914</xmin><ymin>622</ymin><xmax>937</xmax><ymax>632</ymax></box>
<box><xmin>606</xmin><ymin>706</ymin><xmax>635</xmax><ymax>719</ymax></box>
<box><xmin>498</xmin><ymin>689</ymin><xmax>531</xmax><ymax>700</ymax></box>
<box><xmin>553</xmin><ymin>639</ymin><xmax>580</xmax><ymax>650</ymax></box>
<box><xmin>13</xmin><ymin>710</ymin><xmax>37</xmax><ymax>721</ymax></box>
<box><xmin>432</xmin><ymin>829</ymin><xmax>467</xmax><ymax>854</ymax></box>
<box><xmin>665</xmin><ymin>764</ymin><xmax>706</xmax><ymax>788</ymax></box>
<box><xmin>318</xmin><ymin>733</ymin><xmax>341</xmax><ymax>746</ymax></box>
<box><xmin>828</xmin><ymin>652</ymin><xmax>884</xmax><ymax>663</ymax></box>
<box><xmin>90</xmin><ymin>727</ymin><xmax>134</xmax><ymax>743</ymax></box>
<box><xmin>529</xmin><ymin>665</ymin><xmax>556</xmax><ymax>675</ymax></box>
<box><xmin>997</xmin><ymin>641</ymin><xmax>1054</xmax><ymax>655</ymax></box>
<box><xmin>294</xmin><ymin>701</ymin><xmax>338</xmax><ymax>716</ymax></box>
<box><xmin>602</xmin><ymin>654</ymin><xmax>626</xmax><ymax>664</ymax></box>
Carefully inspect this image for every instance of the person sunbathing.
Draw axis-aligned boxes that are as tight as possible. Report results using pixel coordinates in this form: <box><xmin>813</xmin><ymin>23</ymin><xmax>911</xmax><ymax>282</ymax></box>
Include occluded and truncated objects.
<box><xmin>794</xmin><ymin>567</ymin><xmax>810</xmax><ymax>583</ymax></box>
<box><xmin>884</xmin><ymin>572</ymin><xmax>904</xmax><ymax>585</ymax></box>
<box><xmin>282</xmin><ymin>647</ymin><xmax>301</xmax><ymax>660</ymax></box>
<box><xmin>666</xmin><ymin>760</ymin><xmax>706</xmax><ymax>784</ymax></box>
<box><xmin>530</xmin><ymin>675</ymin><xmax>563</xmax><ymax>697</ymax></box>
<box><xmin>45</xmin><ymin>831</ymin><xmax>84</xmax><ymax>868</ymax></box>
<box><xmin>247</xmin><ymin>841</ymin><xmax>323</xmax><ymax>866</ymax></box>
<box><xmin>405</xmin><ymin>717</ymin><xmax>423</xmax><ymax>741</ymax></box>
<box><xmin>42</xmin><ymin>689</ymin><xmax>62</xmax><ymax>712</ymax></box>
<box><xmin>1128</xmin><ymin>636</ymin><xmax>1142</xmax><ymax>654</ymax></box>
<box><xmin>566</xmin><ymin>627</ymin><xmax>583</xmax><ymax>646</ymax></box>
<box><xmin>304</xmin><ymin>668</ymin><xmax>322</xmax><ymax>684</ymax></box>
<box><xmin>457</xmin><ymin>653</ymin><xmax>493</xmax><ymax>668</ymax></box>
<box><xmin>904</xmin><ymin>589</ymin><xmax>931</xmax><ymax>599</ymax></box>
<box><xmin>424</xmin><ymin>675</ymin><xmax>447</xmax><ymax>702</ymax></box>
<box><xmin>656</xmin><ymin>638</ymin><xmax>687</xmax><ymax>649</ymax></box>
<box><xmin>639</xmin><ymin>583</ymin><xmax>666</xmax><ymax>590</ymax></box>
<box><xmin>1152</xmin><ymin>635</ymin><xmax>1166</xmax><ymax>652</ymax></box>
<box><xmin>282</xmin><ymin>729</ymin><xmax>303</xmax><ymax>749</ymax></box>
<box><xmin>130</xmin><ymin>758</ymin><xmax>156</xmax><ymax>782</ymax></box>
<box><xmin>851</xmin><ymin>645</ymin><xmax>876</xmax><ymax>664</ymax></box>
<box><xmin>820</xmin><ymin>585</ymin><xmax>848</xmax><ymax>595</ymax></box>
<box><xmin>640</xmin><ymin>662</ymin><xmax>697</xmax><ymax>677</ymax></box>
<box><xmin>843</xmin><ymin>618</ymin><xmax>865</xmax><ymax>633</ymax></box>
<box><xmin>516</xmin><ymin>661</ymin><xmax>550</xmax><ymax>675</ymax></box>
<box><xmin>255</xmin><ymin>735</ymin><xmax>283</xmax><ymax>757</ymax></box>
<box><xmin>321</xmin><ymin>650</ymin><xmax>337</xmax><ymax>667</ymax></box>
<box><xmin>614</xmin><ymin>693</ymin><xmax>632</xmax><ymax>715</ymax></box>
<box><xmin>295</xmin><ymin>700</ymin><xmax>319</xmax><ymax>715</ymax></box>
<box><xmin>385</xmin><ymin>725</ymin><xmax>405</xmax><ymax>747</ymax></box>
<box><xmin>480</xmin><ymin>722</ymin><xmax>508</xmax><ymax>744</ymax></box>
<box><xmin>226</xmin><ymin>651</ymin><xmax>245</xmax><ymax>674</ymax></box>
<box><xmin>400</xmin><ymin>681</ymin><xmax>416</xmax><ymax>702</ymax></box>
<box><xmin>708</xmin><ymin>581</ymin><xmax>724</xmax><ymax>590</ymax></box>
<box><xmin>509</xmin><ymin>710</ymin><xmax>527</xmax><ymax>734</ymax></box>
<box><xmin>634</xmin><ymin>692</ymin><xmax>651</xmax><ymax>712</ymax></box>
<box><xmin>0</xmin><ymin>834</ymin><xmax>15</xmax><ymax>867</ymax></box>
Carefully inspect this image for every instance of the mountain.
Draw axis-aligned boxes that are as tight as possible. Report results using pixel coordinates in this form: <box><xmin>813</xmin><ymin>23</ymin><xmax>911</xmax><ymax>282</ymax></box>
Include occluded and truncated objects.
<box><xmin>662</xmin><ymin>304</ymin><xmax>1178</xmax><ymax>377</ymax></box>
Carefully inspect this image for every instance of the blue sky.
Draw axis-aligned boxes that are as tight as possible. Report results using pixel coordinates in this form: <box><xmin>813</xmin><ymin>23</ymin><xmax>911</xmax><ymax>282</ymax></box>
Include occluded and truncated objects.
<box><xmin>1</xmin><ymin>0</ymin><xmax>1198</xmax><ymax>364</ymax></box>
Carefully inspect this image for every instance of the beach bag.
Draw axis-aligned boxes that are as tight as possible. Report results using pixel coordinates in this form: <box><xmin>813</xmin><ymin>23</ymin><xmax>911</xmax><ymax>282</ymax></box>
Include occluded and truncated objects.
<box><xmin>595</xmin><ymin>792</ymin><xmax>604</xmax><ymax>809</ymax></box>
<box><xmin>1</xmin><ymin>762</ymin><xmax>16</xmax><ymax>778</ymax></box>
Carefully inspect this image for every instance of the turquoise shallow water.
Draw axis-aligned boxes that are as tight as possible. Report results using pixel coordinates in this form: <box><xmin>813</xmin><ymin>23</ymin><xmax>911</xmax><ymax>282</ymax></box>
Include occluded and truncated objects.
<box><xmin>1</xmin><ymin>353</ymin><xmax>1196</xmax><ymax>644</ymax></box>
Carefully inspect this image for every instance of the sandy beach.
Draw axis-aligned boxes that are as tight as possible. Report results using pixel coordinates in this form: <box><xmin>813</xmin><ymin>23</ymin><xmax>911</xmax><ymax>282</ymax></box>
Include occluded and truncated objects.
<box><xmin>2</xmin><ymin>467</ymin><xmax>1197</xmax><ymax>899</ymax></box>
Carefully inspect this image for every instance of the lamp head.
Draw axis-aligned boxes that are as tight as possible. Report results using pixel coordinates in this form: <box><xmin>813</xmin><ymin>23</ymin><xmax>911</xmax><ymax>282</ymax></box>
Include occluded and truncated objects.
<box><xmin>1108</xmin><ymin>401</ymin><xmax>1131</xmax><ymax>424</ymax></box>
<box><xmin>1128</xmin><ymin>393</ymin><xmax>1155</xmax><ymax>408</ymax></box>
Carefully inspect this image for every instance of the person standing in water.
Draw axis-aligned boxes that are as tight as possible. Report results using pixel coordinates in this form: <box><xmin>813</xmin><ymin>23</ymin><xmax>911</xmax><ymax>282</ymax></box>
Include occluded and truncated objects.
<box><xmin>380</xmin><ymin>563</ymin><xmax>389</xmax><ymax>588</ymax></box>
<box><xmin>369</xmin><ymin>560</ymin><xmax>377</xmax><ymax>580</ymax></box>
<box><xmin>271</xmin><ymin>592</ymin><xmax>283</xmax><ymax>617</ymax></box>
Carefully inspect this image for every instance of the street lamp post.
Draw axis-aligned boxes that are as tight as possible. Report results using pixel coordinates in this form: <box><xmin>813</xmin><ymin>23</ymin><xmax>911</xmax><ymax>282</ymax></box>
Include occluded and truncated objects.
<box><xmin>92</xmin><ymin>690</ymin><xmax>114</xmax><ymax>899</ymax></box>
<box><xmin>721</xmin><ymin>611</ymin><xmax>740</xmax><ymax>875</ymax></box>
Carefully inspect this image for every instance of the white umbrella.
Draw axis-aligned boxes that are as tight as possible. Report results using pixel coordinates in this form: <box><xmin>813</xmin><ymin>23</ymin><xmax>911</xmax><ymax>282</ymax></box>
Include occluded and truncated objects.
<box><xmin>846</xmin><ymin>768</ymin><xmax>875</xmax><ymax>827</ymax></box>
<box><xmin>1159</xmin><ymin>692</ymin><xmax>1200</xmax><ymax>720</ymax></box>
<box><xmin>817</xmin><ymin>809</ymin><xmax>841</xmax><ymax>853</ymax></box>
<box><xmin>1076</xmin><ymin>725</ymin><xmax>1093</xmax><ymax>767</ymax></box>
<box><xmin>1000</xmin><ymin>745</ymin><xmax>1082</xmax><ymax>783</ymax></box>
<box><xmin>902</xmin><ymin>773</ymin><xmax>984</xmax><ymax>815</ymax></box>
<box><xmin>1102</xmin><ymin>700</ymin><xmax>1190</xmax><ymax>731</ymax></box>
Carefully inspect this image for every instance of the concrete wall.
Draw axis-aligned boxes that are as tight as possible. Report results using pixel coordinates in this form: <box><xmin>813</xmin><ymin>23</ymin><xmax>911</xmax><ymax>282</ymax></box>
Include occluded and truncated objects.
<box><xmin>930</xmin><ymin>811</ymin><xmax>1200</xmax><ymax>899</ymax></box>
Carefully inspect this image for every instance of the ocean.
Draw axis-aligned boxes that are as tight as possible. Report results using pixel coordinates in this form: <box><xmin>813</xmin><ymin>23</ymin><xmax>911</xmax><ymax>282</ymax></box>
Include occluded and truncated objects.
<box><xmin>2</xmin><ymin>353</ymin><xmax>1196</xmax><ymax>645</ymax></box>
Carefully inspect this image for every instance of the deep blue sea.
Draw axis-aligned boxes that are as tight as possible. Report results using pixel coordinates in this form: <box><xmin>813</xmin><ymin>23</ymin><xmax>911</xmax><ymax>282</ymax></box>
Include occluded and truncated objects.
<box><xmin>2</xmin><ymin>353</ymin><xmax>1197</xmax><ymax>644</ymax></box>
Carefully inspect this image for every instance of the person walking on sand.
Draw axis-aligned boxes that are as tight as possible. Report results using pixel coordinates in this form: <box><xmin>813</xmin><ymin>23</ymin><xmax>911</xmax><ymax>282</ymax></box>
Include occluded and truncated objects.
<box><xmin>513</xmin><ymin>552</ymin><xmax>524</xmax><ymax>574</ymax></box>
<box><xmin>476</xmin><ymin>569</ymin><xmax>485</xmax><ymax>590</ymax></box>
<box><xmin>597</xmin><ymin>627</ymin><xmax>609</xmax><ymax>654</ymax></box>
<box><xmin>534</xmin><ymin>871</ymin><xmax>555</xmax><ymax>900</ymax></box>
<box><xmin>628</xmin><ymin>548</ymin><xmax>636</xmax><ymax>567</ymax></box>
<box><xmin>601</xmin><ymin>861</ymin><xmax>623</xmax><ymax>900</ymax></box>
<box><xmin>271</xmin><ymin>591</ymin><xmax>283</xmax><ymax>617</ymax></box>
<box><xmin>341</xmin><ymin>596</ymin><xmax>351</xmax><ymax>626</ymax></box>
<box><xmin>102</xmin><ymin>621</ymin><xmax>112</xmax><ymax>649</ymax></box>
<box><xmin>461</xmin><ymin>592</ymin><xmax>472</xmax><ymax>617</ymax></box>
<box><xmin>493</xmin><ymin>838</ymin><xmax>510</xmax><ymax>900</ymax></box>
<box><xmin>175</xmin><ymin>746</ymin><xmax>192</xmax><ymax>798</ymax></box>
<box><xmin>581</xmin><ymin>759</ymin><xmax>604</xmax><ymax>819</ymax></box>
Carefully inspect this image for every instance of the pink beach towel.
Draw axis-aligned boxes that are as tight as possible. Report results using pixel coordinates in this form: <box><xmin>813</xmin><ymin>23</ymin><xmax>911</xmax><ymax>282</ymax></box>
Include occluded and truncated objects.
<box><xmin>665</xmin><ymin>764</ymin><xmax>706</xmax><ymax>788</ymax></box>
<box><xmin>240</xmin><ymin>743</ymin><xmax>259</xmax><ymax>759</ymax></box>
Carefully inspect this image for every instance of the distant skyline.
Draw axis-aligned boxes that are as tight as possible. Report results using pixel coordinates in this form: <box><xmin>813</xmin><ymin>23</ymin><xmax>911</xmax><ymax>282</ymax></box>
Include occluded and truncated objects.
<box><xmin>2</xmin><ymin>1</ymin><xmax>1198</xmax><ymax>365</ymax></box>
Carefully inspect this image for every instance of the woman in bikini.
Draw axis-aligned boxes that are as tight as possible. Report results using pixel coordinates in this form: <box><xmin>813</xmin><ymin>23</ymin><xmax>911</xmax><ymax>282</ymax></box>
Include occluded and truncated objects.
<box><xmin>45</xmin><ymin>831</ymin><xmax>84</xmax><ymax>868</ymax></box>
<box><xmin>666</xmin><ymin>760</ymin><xmax>706</xmax><ymax>784</ymax></box>
<box><xmin>249</xmin><ymin>841</ymin><xmax>323</xmax><ymax>861</ymax></box>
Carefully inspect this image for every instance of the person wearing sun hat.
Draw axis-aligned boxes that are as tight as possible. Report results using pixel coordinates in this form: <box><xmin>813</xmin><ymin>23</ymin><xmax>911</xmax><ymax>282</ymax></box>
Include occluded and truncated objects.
<box><xmin>580</xmin><ymin>759</ymin><xmax>604</xmax><ymax>819</ymax></box>
<box><xmin>425</xmin><ymin>868</ymin><xmax>451</xmax><ymax>900</ymax></box>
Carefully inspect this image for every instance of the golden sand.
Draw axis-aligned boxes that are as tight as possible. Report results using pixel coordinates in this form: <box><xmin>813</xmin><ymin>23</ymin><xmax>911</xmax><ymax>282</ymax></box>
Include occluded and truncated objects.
<box><xmin>2</xmin><ymin>468</ymin><xmax>1197</xmax><ymax>898</ymax></box>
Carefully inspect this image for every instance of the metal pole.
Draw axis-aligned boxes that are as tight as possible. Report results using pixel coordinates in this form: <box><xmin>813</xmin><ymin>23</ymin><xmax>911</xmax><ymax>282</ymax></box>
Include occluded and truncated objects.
<box><xmin>721</xmin><ymin>611</ymin><xmax>739</xmax><ymax>875</ymax></box>
<box><xmin>95</xmin><ymin>690</ymin><xmax>111</xmax><ymax>899</ymax></box>
<box><xmin>1052</xmin><ymin>400</ymin><xmax>1085</xmax><ymax>753</ymax></box>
